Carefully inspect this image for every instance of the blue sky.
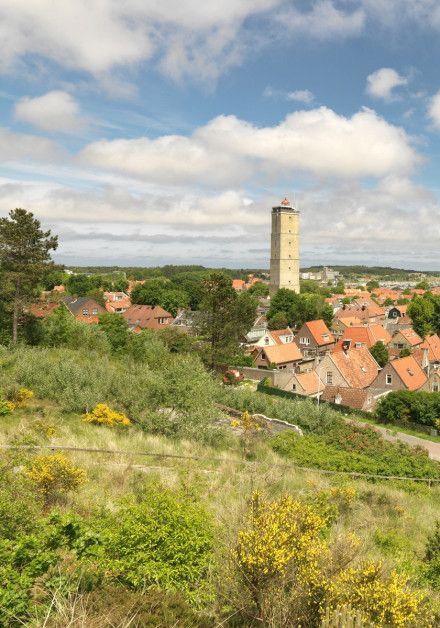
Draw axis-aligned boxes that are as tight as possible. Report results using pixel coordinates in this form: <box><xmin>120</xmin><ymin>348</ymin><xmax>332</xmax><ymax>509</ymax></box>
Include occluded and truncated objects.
<box><xmin>1</xmin><ymin>0</ymin><xmax>440</xmax><ymax>269</ymax></box>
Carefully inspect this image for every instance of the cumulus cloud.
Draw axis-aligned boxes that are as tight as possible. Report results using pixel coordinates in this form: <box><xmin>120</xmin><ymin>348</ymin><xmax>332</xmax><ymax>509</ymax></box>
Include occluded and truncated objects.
<box><xmin>14</xmin><ymin>91</ymin><xmax>87</xmax><ymax>133</ymax></box>
<box><xmin>80</xmin><ymin>107</ymin><xmax>420</xmax><ymax>185</ymax></box>
<box><xmin>366</xmin><ymin>68</ymin><xmax>408</xmax><ymax>101</ymax></box>
<box><xmin>428</xmin><ymin>90</ymin><xmax>440</xmax><ymax>129</ymax></box>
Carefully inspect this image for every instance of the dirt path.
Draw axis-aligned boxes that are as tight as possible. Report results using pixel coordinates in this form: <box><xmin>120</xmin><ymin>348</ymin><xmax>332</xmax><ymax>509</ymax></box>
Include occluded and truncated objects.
<box><xmin>347</xmin><ymin>419</ymin><xmax>440</xmax><ymax>462</ymax></box>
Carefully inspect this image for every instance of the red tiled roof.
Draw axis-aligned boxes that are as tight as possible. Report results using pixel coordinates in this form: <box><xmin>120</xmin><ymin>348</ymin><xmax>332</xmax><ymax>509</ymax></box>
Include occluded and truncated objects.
<box><xmin>122</xmin><ymin>304</ymin><xmax>173</xmax><ymax>330</ymax></box>
<box><xmin>270</xmin><ymin>327</ymin><xmax>294</xmax><ymax>344</ymax></box>
<box><xmin>336</xmin><ymin>324</ymin><xmax>391</xmax><ymax>350</ymax></box>
<box><xmin>30</xmin><ymin>302</ymin><xmax>60</xmax><ymax>318</ymax></box>
<box><xmin>420</xmin><ymin>334</ymin><xmax>440</xmax><ymax>362</ymax></box>
<box><xmin>321</xmin><ymin>385</ymin><xmax>370</xmax><ymax>410</ymax></box>
<box><xmin>295</xmin><ymin>371</ymin><xmax>321</xmax><ymax>395</ymax></box>
<box><xmin>396</xmin><ymin>328</ymin><xmax>423</xmax><ymax>346</ymax></box>
<box><xmin>329</xmin><ymin>347</ymin><xmax>379</xmax><ymax>388</ymax></box>
<box><xmin>75</xmin><ymin>315</ymin><xmax>99</xmax><ymax>325</ymax></box>
<box><xmin>304</xmin><ymin>320</ymin><xmax>335</xmax><ymax>346</ymax></box>
<box><xmin>390</xmin><ymin>355</ymin><xmax>427</xmax><ymax>391</ymax></box>
<box><xmin>232</xmin><ymin>279</ymin><xmax>245</xmax><ymax>290</ymax></box>
<box><xmin>262</xmin><ymin>343</ymin><xmax>302</xmax><ymax>365</ymax></box>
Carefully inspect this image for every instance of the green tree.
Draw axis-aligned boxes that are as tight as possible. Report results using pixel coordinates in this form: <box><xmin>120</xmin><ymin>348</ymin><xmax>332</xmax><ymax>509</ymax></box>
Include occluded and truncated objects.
<box><xmin>66</xmin><ymin>273</ymin><xmax>94</xmax><ymax>296</ymax></box>
<box><xmin>366</xmin><ymin>279</ymin><xmax>380</xmax><ymax>292</ymax></box>
<box><xmin>248</xmin><ymin>281</ymin><xmax>269</xmax><ymax>297</ymax></box>
<box><xmin>0</xmin><ymin>209</ymin><xmax>58</xmax><ymax>343</ymax></box>
<box><xmin>267</xmin><ymin>311</ymin><xmax>289</xmax><ymax>330</ymax></box>
<box><xmin>399</xmin><ymin>347</ymin><xmax>412</xmax><ymax>358</ymax></box>
<box><xmin>369</xmin><ymin>341</ymin><xmax>389</xmax><ymax>367</ymax></box>
<box><xmin>98</xmin><ymin>312</ymin><xmax>129</xmax><ymax>353</ymax></box>
<box><xmin>197</xmin><ymin>273</ymin><xmax>256</xmax><ymax>367</ymax></box>
<box><xmin>408</xmin><ymin>296</ymin><xmax>435</xmax><ymax>339</ymax></box>
<box><xmin>415</xmin><ymin>280</ymin><xmax>430</xmax><ymax>290</ymax></box>
<box><xmin>268</xmin><ymin>289</ymin><xmax>332</xmax><ymax>329</ymax></box>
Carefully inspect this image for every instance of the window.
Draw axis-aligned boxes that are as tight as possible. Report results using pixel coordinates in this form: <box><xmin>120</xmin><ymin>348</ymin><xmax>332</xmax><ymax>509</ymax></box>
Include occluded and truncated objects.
<box><xmin>158</xmin><ymin>317</ymin><xmax>166</xmax><ymax>324</ymax></box>
<box><xmin>292</xmin><ymin>384</ymin><xmax>296</xmax><ymax>391</ymax></box>
<box><xmin>394</xmin><ymin>343</ymin><xmax>404</xmax><ymax>349</ymax></box>
<box><xmin>92</xmin><ymin>308</ymin><xmax>98</xmax><ymax>315</ymax></box>
<box><xmin>299</xmin><ymin>337</ymin><xmax>310</xmax><ymax>345</ymax></box>
<box><xmin>264</xmin><ymin>337</ymin><xmax>269</xmax><ymax>345</ymax></box>
<box><xmin>355</xmin><ymin>342</ymin><xmax>362</xmax><ymax>348</ymax></box>
<box><xmin>432</xmin><ymin>383</ymin><xmax>439</xmax><ymax>392</ymax></box>
<box><xmin>82</xmin><ymin>308</ymin><xmax>89</xmax><ymax>316</ymax></box>
<box><xmin>386</xmin><ymin>374</ymin><xmax>392</xmax><ymax>385</ymax></box>
<box><xmin>326</xmin><ymin>371</ymin><xmax>333</xmax><ymax>385</ymax></box>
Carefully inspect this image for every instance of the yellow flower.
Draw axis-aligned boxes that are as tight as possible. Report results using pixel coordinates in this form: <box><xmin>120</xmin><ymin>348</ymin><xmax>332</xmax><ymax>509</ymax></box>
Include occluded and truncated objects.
<box><xmin>83</xmin><ymin>403</ymin><xmax>131</xmax><ymax>427</ymax></box>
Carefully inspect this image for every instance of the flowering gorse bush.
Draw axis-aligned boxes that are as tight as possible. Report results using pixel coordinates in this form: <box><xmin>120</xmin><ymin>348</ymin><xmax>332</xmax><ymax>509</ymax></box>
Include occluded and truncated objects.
<box><xmin>83</xmin><ymin>403</ymin><xmax>131</xmax><ymax>427</ymax></box>
<box><xmin>13</xmin><ymin>388</ymin><xmax>34</xmax><ymax>407</ymax></box>
<box><xmin>327</xmin><ymin>561</ymin><xmax>429</xmax><ymax>627</ymax></box>
<box><xmin>0</xmin><ymin>398</ymin><xmax>15</xmax><ymax>416</ymax></box>
<box><xmin>25</xmin><ymin>453</ymin><xmax>87</xmax><ymax>501</ymax></box>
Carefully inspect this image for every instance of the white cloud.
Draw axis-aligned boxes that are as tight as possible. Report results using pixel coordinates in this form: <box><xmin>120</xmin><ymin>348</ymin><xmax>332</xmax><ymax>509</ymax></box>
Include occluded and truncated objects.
<box><xmin>0</xmin><ymin>127</ymin><xmax>61</xmax><ymax>162</ymax></box>
<box><xmin>428</xmin><ymin>90</ymin><xmax>440</xmax><ymax>129</ymax></box>
<box><xmin>366</xmin><ymin>67</ymin><xmax>408</xmax><ymax>101</ymax></box>
<box><xmin>0</xmin><ymin>0</ymin><xmax>280</xmax><ymax>84</ymax></box>
<box><xmin>14</xmin><ymin>91</ymin><xmax>87</xmax><ymax>133</ymax></box>
<box><xmin>80</xmin><ymin>107</ymin><xmax>420</xmax><ymax>185</ymax></box>
<box><xmin>265</xmin><ymin>86</ymin><xmax>314</xmax><ymax>104</ymax></box>
<box><xmin>286</xmin><ymin>90</ymin><xmax>314</xmax><ymax>104</ymax></box>
<box><xmin>278</xmin><ymin>0</ymin><xmax>365</xmax><ymax>39</ymax></box>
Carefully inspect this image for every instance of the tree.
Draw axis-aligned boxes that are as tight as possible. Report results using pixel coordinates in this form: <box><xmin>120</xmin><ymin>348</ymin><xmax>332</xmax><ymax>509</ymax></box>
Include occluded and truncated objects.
<box><xmin>399</xmin><ymin>347</ymin><xmax>412</xmax><ymax>358</ymax></box>
<box><xmin>415</xmin><ymin>280</ymin><xmax>430</xmax><ymax>291</ymax></box>
<box><xmin>408</xmin><ymin>296</ymin><xmax>435</xmax><ymax>339</ymax></box>
<box><xmin>0</xmin><ymin>209</ymin><xmax>58</xmax><ymax>343</ymax></box>
<box><xmin>366</xmin><ymin>279</ymin><xmax>380</xmax><ymax>292</ymax></box>
<box><xmin>248</xmin><ymin>281</ymin><xmax>269</xmax><ymax>298</ymax></box>
<box><xmin>369</xmin><ymin>341</ymin><xmax>389</xmax><ymax>367</ymax></box>
<box><xmin>267</xmin><ymin>311</ymin><xmax>288</xmax><ymax>330</ymax></box>
<box><xmin>197</xmin><ymin>273</ymin><xmax>256</xmax><ymax>367</ymax></box>
<box><xmin>268</xmin><ymin>289</ymin><xmax>332</xmax><ymax>330</ymax></box>
<box><xmin>98</xmin><ymin>312</ymin><xmax>129</xmax><ymax>353</ymax></box>
<box><xmin>66</xmin><ymin>273</ymin><xmax>94</xmax><ymax>296</ymax></box>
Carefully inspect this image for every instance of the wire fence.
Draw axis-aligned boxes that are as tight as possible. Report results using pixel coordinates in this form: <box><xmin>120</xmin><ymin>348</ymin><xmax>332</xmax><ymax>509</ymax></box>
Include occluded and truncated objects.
<box><xmin>2</xmin><ymin>443</ymin><xmax>440</xmax><ymax>485</ymax></box>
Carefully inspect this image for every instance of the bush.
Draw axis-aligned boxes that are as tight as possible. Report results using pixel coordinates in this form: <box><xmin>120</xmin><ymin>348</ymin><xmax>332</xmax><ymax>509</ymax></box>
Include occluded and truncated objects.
<box><xmin>100</xmin><ymin>488</ymin><xmax>213</xmax><ymax>601</ymax></box>
<box><xmin>375</xmin><ymin>390</ymin><xmax>440</xmax><ymax>428</ymax></box>
<box><xmin>83</xmin><ymin>403</ymin><xmax>131</xmax><ymax>427</ymax></box>
<box><xmin>25</xmin><ymin>453</ymin><xmax>87</xmax><ymax>502</ymax></box>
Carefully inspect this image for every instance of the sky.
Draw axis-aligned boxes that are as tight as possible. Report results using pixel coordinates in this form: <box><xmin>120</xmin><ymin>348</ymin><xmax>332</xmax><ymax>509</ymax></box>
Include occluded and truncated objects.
<box><xmin>1</xmin><ymin>1</ymin><xmax>440</xmax><ymax>270</ymax></box>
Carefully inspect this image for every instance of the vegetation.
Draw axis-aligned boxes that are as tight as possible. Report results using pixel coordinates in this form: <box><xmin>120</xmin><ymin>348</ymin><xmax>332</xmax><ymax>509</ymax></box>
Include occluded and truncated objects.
<box><xmin>376</xmin><ymin>390</ymin><xmax>440</xmax><ymax>429</ymax></box>
<box><xmin>268</xmin><ymin>288</ymin><xmax>333</xmax><ymax>329</ymax></box>
<box><xmin>369</xmin><ymin>341</ymin><xmax>389</xmax><ymax>367</ymax></box>
<box><xmin>408</xmin><ymin>294</ymin><xmax>440</xmax><ymax>338</ymax></box>
<box><xmin>0</xmin><ymin>208</ymin><xmax>58</xmax><ymax>343</ymax></box>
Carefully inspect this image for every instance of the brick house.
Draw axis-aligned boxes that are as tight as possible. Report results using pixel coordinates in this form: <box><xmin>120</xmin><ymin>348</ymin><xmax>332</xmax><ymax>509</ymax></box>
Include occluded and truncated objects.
<box><xmin>321</xmin><ymin>386</ymin><xmax>376</xmax><ymax>412</ymax></box>
<box><xmin>63</xmin><ymin>296</ymin><xmax>105</xmax><ymax>324</ymax></box>
<box><xmin>336</xmin><ymin>324</ymin><xmax>391</xmax><ymax>350</ymax></box>
<box><xmin>317</xmin><ymin>347</ymin><xmax>380</xmax><ymax>389</ymax></box>
<box><xmin>104</xmin><ymin>291</ymin><xmax>131</xmax><ymax>313</ymax></box>
<box><xmin>331</xmin><ymin>316</ymin><xmax>362</xmax><ymax>338</ymax></box>
<box><xmin>122</xmin><ymin>304</ymin><xmax>173</xmax><ymax>332</ymax></box>
<box><xmin>371</xmin><ymin>355</ymin><xmax>427</xmax><ymax>392</ymax></box>
<box><xmin>420</xmin><ymin>368</ymin><xmax>440</xmax><ymax>393</ymax></box>
<box><xmin>253</xmin><ymin>343</ymin><xmax>303</xmax><ymax>370</ymax></box>
<box><xmin>30</xmin><ymin>302</ymin><xmax>60</xmax><ymax>318</ymax></box>
<box><xmin>388</xmin><ymin>328</ymin><xmax>423</xmax><ymax>355</ymax></box>
<box><xmin>294</xmin><ymin>319</ymin><xmax>335</xmax><ymax>359</ymax></box>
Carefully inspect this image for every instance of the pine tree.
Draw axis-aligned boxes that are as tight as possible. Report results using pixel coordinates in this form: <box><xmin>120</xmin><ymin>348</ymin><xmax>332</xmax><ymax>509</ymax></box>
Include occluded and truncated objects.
<box><xmin>0</xmin><ymin>209</ymin><xmax>58</xmax><ymax>343</ymax></box>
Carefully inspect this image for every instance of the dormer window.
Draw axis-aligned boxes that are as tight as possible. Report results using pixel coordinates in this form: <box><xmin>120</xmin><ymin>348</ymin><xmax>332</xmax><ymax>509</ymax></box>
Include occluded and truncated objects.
<box><xmin>82</xmin><ymin>309</ymin><xmax>89</xmax><ymax>316</ymax></box>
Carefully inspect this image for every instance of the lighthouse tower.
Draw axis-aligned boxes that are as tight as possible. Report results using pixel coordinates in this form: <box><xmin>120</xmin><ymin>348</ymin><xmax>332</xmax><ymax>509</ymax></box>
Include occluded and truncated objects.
<box><xmin>269</xmin><ymin>197</ymin><xmax>300</xmax><ymax>295</ymax></box>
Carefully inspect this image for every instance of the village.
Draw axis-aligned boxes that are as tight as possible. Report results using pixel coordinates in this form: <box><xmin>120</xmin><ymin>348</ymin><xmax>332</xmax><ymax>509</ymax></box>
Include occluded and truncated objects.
<box><xmin>27</xmin><ymin>197</ymin><xmax>440</xmax><ymax>419</ymax></box>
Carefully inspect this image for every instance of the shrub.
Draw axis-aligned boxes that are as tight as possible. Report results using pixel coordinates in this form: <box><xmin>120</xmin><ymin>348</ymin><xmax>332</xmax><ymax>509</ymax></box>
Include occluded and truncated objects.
<box><xmin>327</xmin><ymin>562</ymin><xmax>430</xmax><ymax>627</ymax></box>
<box><xmin>100</xmin><ymin>488</ymin><xmax>213</xmax><ymax>601</ymax></box>
<box><xmin>0</xmin><ymin>397</ymin><xmax>14</xmax><ymax>415</ymax></box>
<box><xmin>83</xmin><ymin>403</ymin><xmax>131</xmax><ymax>427</ymax></box>
<box><xmin>25</xmin><ymin>453</ymin><xmax>87</xmax><ymax>502</ymax></box>
<box><xmin>375</xmin><ymin>390</ymin><xmax>440</xmax><ymax>428</ymax></box>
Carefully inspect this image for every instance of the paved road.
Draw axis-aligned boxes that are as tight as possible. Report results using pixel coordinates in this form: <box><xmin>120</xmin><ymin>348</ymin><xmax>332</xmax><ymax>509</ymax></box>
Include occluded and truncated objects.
<box><xmin>347</xmin><ymin>419</ymin><xmax>440</xmax><ymax>462</ymax></box>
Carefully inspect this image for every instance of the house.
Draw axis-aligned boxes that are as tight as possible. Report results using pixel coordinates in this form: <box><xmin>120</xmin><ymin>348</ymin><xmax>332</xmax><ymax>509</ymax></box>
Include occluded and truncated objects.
<box><xmin>387</xmin><ymin>304</ymin><xmax>408</xmax><ymax>321</ymax></box>
<box><xmin>331</xmin><ymin>316</ymin><xmax>363</xmax><ymax>337</ymax></box>
<box><xmin>29</xmin><ymin>302</ymin><xmax>60</xmax><ymax>318</ymax></box>
<box><xmin>63</xmin><ymin>296</ymin><xmax>105</xmax><ymax>324</ymax></box>
<box><xmin>321</xmin><ymin>385</ymin><xmax>376</xmax><ymax>412</ymax></box>
<box><xmin>389</xmin><ymin>328</ymin><xmax>423</xmax><ymax>353</ymax></box>
<box><xmin>371</xmin><ymin>355</ymin><xmax>427</xmax><ymax>392</ymax></box>
<box><xmin>232</xmin><ymin>279</ymin><xmax>246</xmax><ymax>291</ymax></box>
<box><xmin>253</xmin><ymin>343</ymin><xmax>303</xmax><ymax>370</ymax></box>
<box><xmin>419</xmin><ymin>334</ymin><xmax>440</xmax><ymax>366</ymax></box>
<box><xmin>253</xmin><ymin>327</ymin><xmax>295</xmax><ymax>348</ymax></box>
<box><xmin>420</xmin><ymin>367</ymin><xmax>440</xmax><ymax>393</ymax></box>
<box><xmin>245</xmin><ymin>315</ymin><xmax>268</xmax><ymax>343</ymax></box>
<box><xmin>335</xmin><ymin>324</ymin><xmax>391</xmax><ymax>351</ymax></box>
<box><xmin>104</xmin><ymin>291</ymin><xmax>131</xmax><ymax>313</ymax></box>
<box><xmin>122</xmin><ymin>304</ymin><xmax>173</xmax><ymax>332</ymax></box>
<box><xmin>171</xmin><ymin>309</ymin><xmax>202</xmax><ymax>334</ymax></box>
<box><xmin>283</xmin><ymin>370</ymin><xmax>322</xmax><ymax>398</ymax></box>
<box><xmin>53</xmin><ymin>285</ymin><xmax>65</xmax><ymax>293</ymax></box>
<box><xmin>372</xmin><ymin>288</ymin><xmax>402</xmax><ymax>304</ymax></box>
<box><xmin>334</xmin><ymin>299</ymin><xmax>385</xmax><ymax>324</ymax></box>
<box><xmin>294</xmin><ymin>319</ymin><xmax>335</xmax><ymax>358</ymax></box>
<box><xmin>317</xmin><ymin>347</ymin><xmax>380</xmax><ymax>389</ymax></box>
